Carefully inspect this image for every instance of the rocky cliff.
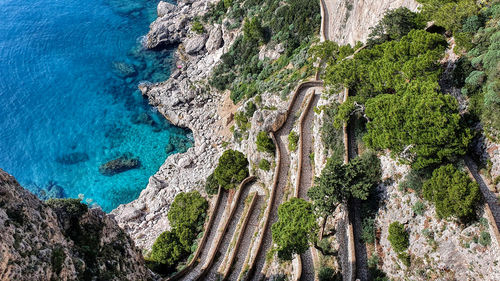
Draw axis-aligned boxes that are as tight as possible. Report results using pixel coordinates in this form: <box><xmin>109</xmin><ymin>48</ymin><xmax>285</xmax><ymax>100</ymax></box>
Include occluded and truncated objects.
<box><xmin>0</xmin><ymin>169</ymin><xmax>151</xmax><ymax>281</ymax></box>
<box><xmin>322</xmin><ymin>0</ymin><xmax>420</xmax><ymax>45</ymax></box>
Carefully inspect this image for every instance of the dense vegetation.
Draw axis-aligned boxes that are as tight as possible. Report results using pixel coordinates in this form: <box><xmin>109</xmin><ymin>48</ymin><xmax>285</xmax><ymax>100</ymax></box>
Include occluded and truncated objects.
<box><xmin>367</xmin><ymin>7</ymin><xmax>424</xmax><ymax>46</ymax></box>
<box><xmin>256</xmin><ymin>131</ymin><xmax>275</xmax><ymax>153</ymax></box>
<box><xmin>388</xmin><ymin>221</ymin><xmax>411</xmax><ymax>266</ymax></box>
<box><xmin>271</xmin><ymin>198</ymin><xmax>318</xmax><ymax>260</ymax></box>
<box><xmin>320</xmin><ymin>103</ymin><xmax>344</xmax><ymax>162</ymax></box>
<box><xmin>364</xmin><ymin>88</ymin><xmax>472</xmax><ymax>169</ymax></box>
<box><xmin>323</xmin><ymin>26</ymin><xmax>475</xmax><ymax>170</ymax></box>
<box><xmin>148</xmin><ymin>192</ymin><xmax>208</xmax><ymax>273</ymax></box>
<box><xmin>207</xmin><ymin>0</ymin><xmax>320</xmax><ymax>103</ymax></box>
<box><xmin>423</xmin><ymin>164</ymin><xmax>480</xmax><ymax>220</ymax></box>
<box><xmin>213</xmin><ymin>149</ymin><xmax>249</xmax><ymax>190</ymax></box>
<box><xmin>308</xmin><ymin>152</ymin><xmax>381</xmax><ymax>220</ymax></box>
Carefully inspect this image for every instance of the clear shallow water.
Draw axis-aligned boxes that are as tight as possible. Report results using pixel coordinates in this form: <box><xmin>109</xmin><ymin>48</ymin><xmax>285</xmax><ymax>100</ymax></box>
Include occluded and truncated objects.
<box><xmin>0</xmin><ymin>0</ymin><xmax>191</xmax><ymax>212</ymax></box>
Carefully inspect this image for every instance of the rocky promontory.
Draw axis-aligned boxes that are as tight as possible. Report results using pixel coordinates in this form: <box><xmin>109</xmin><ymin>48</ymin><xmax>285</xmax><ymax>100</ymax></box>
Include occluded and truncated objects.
<box><xmin>0</xmin><ymin>169</ymin><xmax>151</xmax><ymax>281</ymax></box>
<box><xmin>112</xmin><ymin>0</ymin><xmax>235</xmax><ymax>249</ymax></box>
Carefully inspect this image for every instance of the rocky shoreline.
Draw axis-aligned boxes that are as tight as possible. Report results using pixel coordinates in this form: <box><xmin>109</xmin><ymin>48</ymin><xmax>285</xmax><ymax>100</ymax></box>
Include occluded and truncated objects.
<box><xmin>111</xmin><ymin>0</ymin><xmax>240</xmax><ymax>250</ymax></box>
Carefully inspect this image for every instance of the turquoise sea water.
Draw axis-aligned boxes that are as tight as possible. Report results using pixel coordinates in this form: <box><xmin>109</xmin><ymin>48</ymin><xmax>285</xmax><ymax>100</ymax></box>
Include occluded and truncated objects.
<box><xmin>0</xmin><ymin>0</ymin><xmax>191</xmax><ymax>212</ymax></box>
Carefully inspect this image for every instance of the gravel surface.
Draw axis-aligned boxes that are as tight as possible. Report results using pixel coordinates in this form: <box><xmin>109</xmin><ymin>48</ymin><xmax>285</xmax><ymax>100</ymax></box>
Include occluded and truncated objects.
<box><xmin>250</xmin><ymin>85</ymin><xmax>318</xmax><ymax>281</ymax></box>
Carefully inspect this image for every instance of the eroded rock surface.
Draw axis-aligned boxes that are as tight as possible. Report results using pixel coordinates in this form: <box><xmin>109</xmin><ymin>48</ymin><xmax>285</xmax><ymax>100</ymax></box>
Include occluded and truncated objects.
<box><xmin>0</xmin><ymin>169</ymin><xmax>151</xmax><ymax>281</ymax></box>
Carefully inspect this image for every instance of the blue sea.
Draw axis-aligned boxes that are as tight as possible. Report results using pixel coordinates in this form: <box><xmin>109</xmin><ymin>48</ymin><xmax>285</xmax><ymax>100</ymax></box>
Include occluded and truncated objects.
<box><xmin>0</xmin><ymin>0</ymin><xmax>191</xmax><ymax>212</ymax></box>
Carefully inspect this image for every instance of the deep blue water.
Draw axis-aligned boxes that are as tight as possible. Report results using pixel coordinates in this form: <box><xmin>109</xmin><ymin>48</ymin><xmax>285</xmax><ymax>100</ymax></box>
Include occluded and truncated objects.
<box><xmin>0</xmin><ymin>0</ymin><xmax>191</xmax><ymax>212</ymax></box>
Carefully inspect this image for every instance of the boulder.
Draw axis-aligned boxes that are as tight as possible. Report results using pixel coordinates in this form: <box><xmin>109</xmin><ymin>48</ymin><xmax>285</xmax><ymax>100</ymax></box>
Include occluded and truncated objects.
<box><xmin>112</xmin><ymin>61</ymin><xmax>137</xmax><ymax>78</ymax></box>
<box><xmin>99</xmin><ymin>154</ymin><xmax>141</xmax><ymax>176</ymax></box>
<box><xmin>184</xmin><ymin>34</ymin><xmax>208</xmax><ymax>55</ymax></box>
<box><xmin>157</xmin><ymin>1</ymin><xmax>175</xmax><ymax>17</ymax></box>
<box><xmin>205</xmin><ymin>25</ymin><xmax>223</xmax><ymax>52</ymax></box>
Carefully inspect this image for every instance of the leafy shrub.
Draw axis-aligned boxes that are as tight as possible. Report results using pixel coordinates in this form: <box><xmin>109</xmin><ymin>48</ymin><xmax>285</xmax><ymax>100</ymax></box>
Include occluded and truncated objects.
<box><xmin>397</xmin><ymin>252</ymin><xmax>411</xmax><ymax>267</ymax></box>
<box><xmin>272</xmin><ymin>198</ymin><xmax>318</xmax><ymax>260</ymax></box>
<box><xmin>214</xmin><ymin>149</ymin><xmax>249</xmax><ymax>190</ymax></box>
<box><xmin>478</xmin><ymin>231</ymin><xmax>491</xmax><ymax>246</ymax></box>
<box><xmin>258</xmin><ymin>159</ymin><xmax>271</xmax><ymax>171</ymax></box>
<box><xmin>191</xmin><ymin>21</ymin><xmax>205</xmax><ymax>34</ymax></box>
<box><xmin>423</xmin><ymin>164</ymin><xmax>480</xmax><ymax>220</ymax></box>
<box><xmin>412</xmin><ymin>201</ymin><xmax>426</xmax><ymax>216</ymax></box>
<box><xmin>361</xmin><ymin>217</ymin><xmax>375</xmax><ymax>244</ymax></box>
<box><xmin>243</xmin><ymin>17</ymin><xmax>265</xmax><ymax>44</ymax></box>
<box><xmin>388</xmin><ymin>221</ymin><xmax>409</xmax><ymax>253</ymax></box>
<box><xmin>256</xmin><ymin>131</ymin><xmax>275</xmax><ymax>153</ymax></box>
<box><xmin>318</xmin><ymin>266</ymin><xmax>341</xmax><ymax>281</ymax></box>
<box><xmin>205</xmin><ymin>173</ymin><xmax>219</xmax><ymax>195</ymax></box>
<box><xmin>149</xmin><ymin>231</ymin><xmax>187</xmax><ymax>269</ymax></box>
<box><xmin>399</xmin><ymin>169</ymin><xmax>427</xmax><ymax>194</ymax></box>
<box><xmin>320</xmin><ymin>103</ymin><xmax>344</xmax><ymax>162</ymax></box>
<box><xmin>51</xmin><ymin>247</ymin><xmax>65</xmax><ymax>275</ymax></box>
<box><xmin>288</xmin><ymin>131</ymin><xmax>299</xmax><ymax>152</ymax></box>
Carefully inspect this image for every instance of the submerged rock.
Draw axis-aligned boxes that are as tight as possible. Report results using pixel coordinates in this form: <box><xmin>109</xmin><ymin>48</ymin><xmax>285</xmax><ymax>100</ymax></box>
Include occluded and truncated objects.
<box><xmin>112</xmin><ymin>61</ymin><xmax>137</xmax><ymax>78</ymax></box>
<box><xmin>99</xmin><ymin>154</ymin><xmax>141</xmax><ymax>176</ymax></box>
<box><xmin>37</xmin><ymin>181</ymin><xmax>65</xmax><ymax>201</ymax></box>
<box><xmin>56</xmin><ymin>152</ymin><xmax>89</xmax><ymax>165</ymax></box>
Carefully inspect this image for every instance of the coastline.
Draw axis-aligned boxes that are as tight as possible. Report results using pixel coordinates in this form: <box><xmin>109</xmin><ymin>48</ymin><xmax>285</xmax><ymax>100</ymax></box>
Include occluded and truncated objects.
<box><xmin>111</xmin><ymin>0</ymin><xmax>234</xmax><ymax>250</ymax></box>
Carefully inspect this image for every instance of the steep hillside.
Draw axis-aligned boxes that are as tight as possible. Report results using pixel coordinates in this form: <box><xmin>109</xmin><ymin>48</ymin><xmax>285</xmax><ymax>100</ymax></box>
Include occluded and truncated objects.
<box><xmin>0</xmin><ymin>169</ymin><xmax>151</xmax><ymax>281</ymax></box>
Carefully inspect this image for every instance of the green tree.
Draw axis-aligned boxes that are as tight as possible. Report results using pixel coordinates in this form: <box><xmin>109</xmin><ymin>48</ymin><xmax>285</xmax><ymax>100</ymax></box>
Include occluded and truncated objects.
<box><xmin>243</xmin><ymin>17</ymin><xmax>265</xmax><ymax>44</ymax></box>
<box><xmin>149</xmin><ymin>231</ymin><xmax>187</xmax><ymax>268</ymax></box>
<box><xmin>271</xmin><ymin>198</ymin><xmax>318</xmax><ymax>260</ymax></box>
<box><xmin>214</xmin><ymin>149</ymin><xmax>249</xmax><ymax>190</ymax></box>
<box><xmin>423</xmin><ymin>164</ymin><xmax>480</xmax><ymax>220</ymax></box>
<box><xmin>417</xmin><ymin>0</ymin><xmax>479</xmax><ymax>33</ymax></box>
<box><xmin>367</xmin><ymin>7</ymin><xmax>424</xmax><ymax>46</ymax></box>
<box><xmin>256</xmin><ymin>131</ymin><xmax>275</xmax><ymax>153</ymax></box>
<box><xmin>318</xmin><ymin>266</ymin><xmax>341</xmax><ymax>281</ymax></box>
<box><xmin>363</xmin><ymin>88</ymin><xmax>472</xmax><ymax>169</ymax></box>
<box><xmin>205</xmin><ymin>173</ymin><xmax>219</xmax><ymax>195</ymax></box>
<box><xmin>325</xmin><ymin>30</ymin><xmax>447</xmax><ymax>102</ymax></box>
<box><xmin>388</xmin><ymin>221</ymin><xmax>409</xmax><ymax>253</ymax></box>
<box><xmin>168</xmin><ymin>191</ymin><xmax>208</xmax><ymax>233</ymax></box>
<box><xmin>308</xmin><ymin>152</ymin><xmax>381</xmax><ymax>218</ymax></box>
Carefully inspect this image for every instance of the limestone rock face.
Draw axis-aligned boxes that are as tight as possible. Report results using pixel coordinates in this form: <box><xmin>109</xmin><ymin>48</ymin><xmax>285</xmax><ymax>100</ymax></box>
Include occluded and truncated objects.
<box><xmin>145</xmin><ymin>0</ymin><xmax>216</xmax><ymax>49</ymax></box>
<box><xmin>157</xmin><ymin>1</ymin><xmax>175</xmax><ymax>17</ymax></box>
<box><xmin>205</xmin><ymin>25</ymin><xmax>223</xmax><ymax>52</ymax></box>
<box><xmin>184</xmin><ymin>34</ymin><xmax>208</xmax><ymax>55</ymax></box>
<box><xmin>323</xmin><ymin>0</ymin><xmax>420</xmax><ymax>45</ymax></box>
<box><xmin>0</xmin><ymin>169</ymin><xmax>152</xmax><ymax>281</ymax></box>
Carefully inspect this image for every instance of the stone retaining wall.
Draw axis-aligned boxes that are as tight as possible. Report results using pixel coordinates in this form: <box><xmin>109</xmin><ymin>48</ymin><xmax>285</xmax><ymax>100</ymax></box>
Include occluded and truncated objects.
<box><xmin>221</xmin><ymin>192</ymin><xmax>258</xmax><ymax>280</ymax></box>
<box><xmin>197</xmin><ymin>175</ymin><xmax>256</xmax><ymax>280</ymax></box>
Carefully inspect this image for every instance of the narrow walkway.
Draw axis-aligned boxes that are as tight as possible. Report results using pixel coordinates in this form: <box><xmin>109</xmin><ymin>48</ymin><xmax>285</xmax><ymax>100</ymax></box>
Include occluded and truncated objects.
<box><xmin>347</xmin><ymin>113</ymin><xmax>369</xmax><ymax>281</ymax></box>
<box><xmin>250</xmin><ymin>84</ymin><xmax>320</xmax><ymax>281</ymax></box>
<box><xmin>298</xmin><ymin>93</ymin><xmax>321</xmax><ymax>281</ymax></box>
<box><xmin>226</xmin><ymin>196</ymin><xmax>264</xmax><ymax>281</ymax></box>
<box><xmin>182</xmin><ymin>192</ymin><xmax>229</xmax><ymax>281</ymax></box>
<box><xmin>464</xmin><ymin>156</ymin><xmax>500</xmax><ymax>229</ymax></box>
<box><xmin>201</xmin><ymin>185</ymin><xmax>252</xmax><ymax>281</ymax></box>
